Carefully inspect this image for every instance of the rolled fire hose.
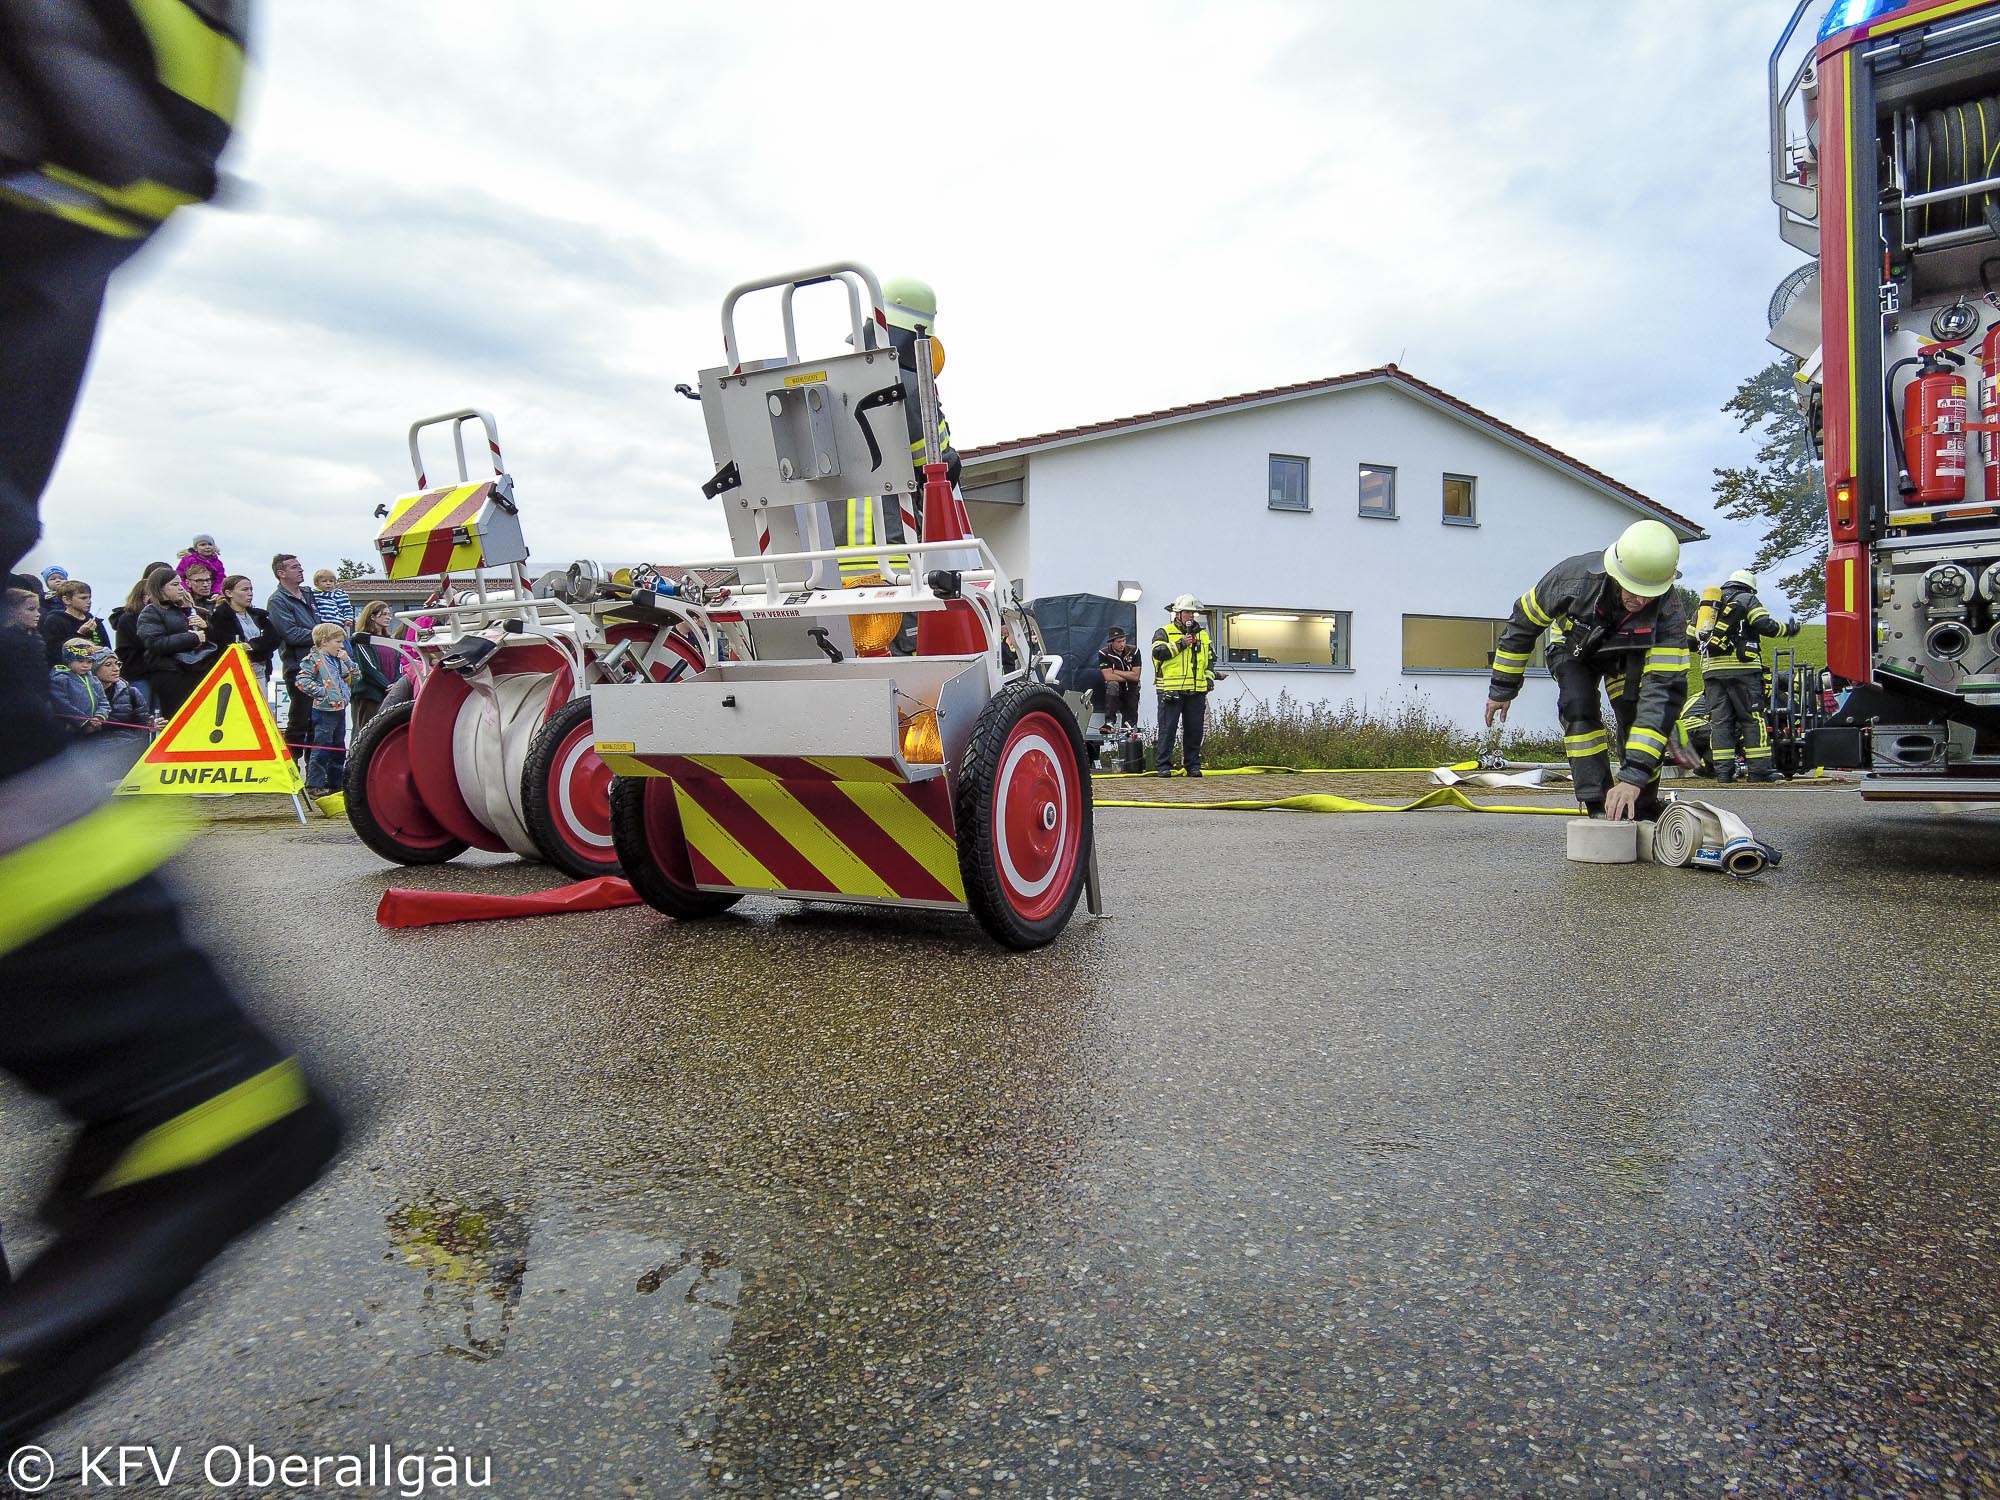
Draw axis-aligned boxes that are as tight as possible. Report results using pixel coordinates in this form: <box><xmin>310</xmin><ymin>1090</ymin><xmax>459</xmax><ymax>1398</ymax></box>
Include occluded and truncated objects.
<box><xmin>1651</xmin><ymin>799</ymin><xmax>1782</xmax><ymax>878</ymax></box>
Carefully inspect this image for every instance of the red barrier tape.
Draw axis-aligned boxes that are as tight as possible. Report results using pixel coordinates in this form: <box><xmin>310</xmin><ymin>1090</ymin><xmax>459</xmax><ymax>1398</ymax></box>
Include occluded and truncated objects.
<box><xmin>376</xmin><ymin>876</ymin><xmax>642</xmax><ymax>928</ymax></box>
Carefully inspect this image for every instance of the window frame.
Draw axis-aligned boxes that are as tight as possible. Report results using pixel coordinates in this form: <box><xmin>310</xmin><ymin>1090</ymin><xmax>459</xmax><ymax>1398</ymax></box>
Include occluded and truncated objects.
<box><xmin>1399</xmin><ymin>612</ymin><xmax>1548</xmax><ymax>677</ymax></box>
<box><xmin>1358</xmin><ymin>462</ymin><xmax>1397</xmax><ymax>519</ymax></box>
<box><xmin>1267</xmin><ymin>453</ymin><xmax>1311</xmax><ymax>513</ymax></box>
<box><xmin>1442</xmin><ymin>473</ymin><xmax>1478</xmax><ymax>527</ymax></box>
<box><xmin>1212</xmin><ymin>605</ymin><xmax>1354</xmax><ymax>672</ymax></box>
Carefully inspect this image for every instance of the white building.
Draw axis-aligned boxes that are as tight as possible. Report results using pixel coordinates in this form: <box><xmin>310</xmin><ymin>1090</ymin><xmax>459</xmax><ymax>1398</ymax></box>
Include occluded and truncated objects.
<box><xmin>958</xmin><ymin>365</ymin><xmax>1706</xmax><ymax>734</ymax></box>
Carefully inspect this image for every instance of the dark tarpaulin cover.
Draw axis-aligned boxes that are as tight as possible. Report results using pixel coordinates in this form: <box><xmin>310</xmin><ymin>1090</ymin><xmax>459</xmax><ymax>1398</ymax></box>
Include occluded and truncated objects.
<box><xmin>1029</xmin><ymin>593</ymin><xmax>1139</xmax><ymax>694</ymax></box>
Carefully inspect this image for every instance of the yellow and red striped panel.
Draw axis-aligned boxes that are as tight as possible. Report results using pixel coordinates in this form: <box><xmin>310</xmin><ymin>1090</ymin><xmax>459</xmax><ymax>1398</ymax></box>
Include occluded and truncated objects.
<box><xmin>605</xmin><ymin>755</ymin><xmax>966</xmax><ymax>907</ymax></box>
<box><xmin>375</xmin><ymin>482</ymin><xmax>495</xmax><ymax>579</ymax></box>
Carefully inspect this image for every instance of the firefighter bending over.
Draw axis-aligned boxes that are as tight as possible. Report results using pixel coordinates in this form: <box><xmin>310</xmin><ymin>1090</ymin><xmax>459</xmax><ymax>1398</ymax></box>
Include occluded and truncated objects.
<box><xmin>0</xmin><ymin>0</ymin><xmax>342</xmax><ymax>1443</ymax></box>
<box><xmin>1484</xmin><ymin>520</ymin><xmax>1690</xmax><ymax>821</ymax></box>
<box><xmin>1700</xmin><ymin>568</ymin><xmax>1799</xmax><ymax>783</ymax></box>
<box><xmin>834</xmin><ymin>274</ymin><xmax>963</xmax><ymax>582</ymax></box>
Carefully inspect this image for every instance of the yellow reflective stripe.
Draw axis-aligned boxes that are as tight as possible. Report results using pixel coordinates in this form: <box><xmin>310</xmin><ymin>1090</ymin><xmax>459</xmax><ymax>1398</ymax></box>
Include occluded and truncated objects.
<box><xmin>39</xmin><ymin>165</ymin><xmax>195</xmax><ymax>223</ymax></box>
<box><xmin>93</xmin><ymin>1058</ymin><xmax>307</xmax><ymax>1194</ymax></box>
<box><xmin>0</xmin><ymin>178</ymin><xmax>147</xmax><ymax>238</ymax></box>
<box><xmin>1748</xmin><ymin>608</ymin><xmax>1771</xmax><ymax>623</ymax></box>
<box><xmin>1628</xmin><ymin>726</ymin><xmax>1668</xmax><ymax>752</ymax></box>
<box><xmin>1520</xmin><ymin>588</ymin><xmax>1551</xmax><ymax>627</ymax></box>
<box><xmin>802</xmin><ymin>756</ymin><xmax>902</xmax><ymax>783</ymax></box>
<box><xmin>684</xmin><ymin>754</ymin><xmax>783</xmax><ymax>781</ymax></box>
<box><xmin>0</xmin><ymin>800</ymin><xmax>190</xmax><ymax>956</ymax></box>
<box><xmin>673</xmin><ymin>783</ymin><xmax>779</xmax><ymax>888</ymax></box>
<box><xmin>1644</xmin><ymin>649</ymin><xmax>1690</xmax><ymax>675</ymax></box>
<box><xmin>1564</xmin><ymin>730</ymin><xmax>1609</xmax><ymax>754</ymax></box>
<box><xmin>128</xmin><ymin>0</ymin><xmax>246</xmax><ymax>122</ymax></box>
<box><xmin>836</xmin><ymin>782</ymin><xmax>967</xmax><ymax>901</ymax></box>
<box><xmin>1489</xmin><ymin>663</ymin><xmax>1526</xmax><ymax>680</ymax></box>
<box><xmin>1492</xmin><ymin>649</ymin><xmax>1530</xmax><ymax>668</ymax></box>
<box><xmin>727</xmin><ymin>779</ymin><xmax>898</xmax><ymax>899</ymax></box>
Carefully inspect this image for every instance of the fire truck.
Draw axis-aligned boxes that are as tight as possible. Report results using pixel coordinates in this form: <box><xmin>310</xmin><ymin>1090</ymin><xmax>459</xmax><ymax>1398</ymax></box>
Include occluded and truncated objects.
<box><xmin>1771</xmin><ymin>0</ymin><xmax>2000</xmax><ymax>797</ymax></box>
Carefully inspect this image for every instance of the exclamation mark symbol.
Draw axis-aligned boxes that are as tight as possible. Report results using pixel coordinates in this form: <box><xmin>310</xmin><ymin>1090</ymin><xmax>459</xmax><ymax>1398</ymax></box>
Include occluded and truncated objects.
<box><xmin>209</xmin><ymin>683</ymin><xmax>232</xmax><ymax>744</ymax></box>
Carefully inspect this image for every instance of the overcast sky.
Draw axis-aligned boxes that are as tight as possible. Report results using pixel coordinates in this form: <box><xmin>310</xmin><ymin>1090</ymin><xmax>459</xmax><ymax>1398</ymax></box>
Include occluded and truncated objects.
<box><xmin>25</xmin><ymin>1</ymin><xmax>1804</xmax><ymax>608</ymax></box>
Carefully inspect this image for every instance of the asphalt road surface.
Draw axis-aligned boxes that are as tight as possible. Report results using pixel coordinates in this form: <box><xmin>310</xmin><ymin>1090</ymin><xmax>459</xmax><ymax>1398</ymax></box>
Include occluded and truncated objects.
<box><xmin>6</xmin><ymin>784</ymin><xmax>1998</xmax><ymax>1497</ymax></box>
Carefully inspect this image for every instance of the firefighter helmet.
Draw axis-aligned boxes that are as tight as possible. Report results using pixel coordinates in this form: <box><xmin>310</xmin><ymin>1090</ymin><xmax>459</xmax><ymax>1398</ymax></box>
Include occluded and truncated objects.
<box><xmin>1169</xmin><ymin>593</ymin><xmax>1203</xmax><ymax>613</ymax></box>
<box><xmin>882</xmin><ymin>275</ymin><xmax>938</xmax><ymax>333</ymax></box>
<box><xmin>1727</xmin><ymin>568</ymin><xmax>1757</xmax><ymax>589</ymax></box>
<box><xmin>1601</xmin><ymin>520</ymin><xmax>1680</xmax><ymax>598</ymax></box>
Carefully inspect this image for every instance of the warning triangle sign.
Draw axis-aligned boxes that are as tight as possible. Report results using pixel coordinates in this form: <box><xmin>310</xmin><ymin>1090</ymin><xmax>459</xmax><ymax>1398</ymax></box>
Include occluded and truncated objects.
<box><xmin>116</xmin><ymin>645</ymin><xmax>305</xmax><ymax>798</ymax></box>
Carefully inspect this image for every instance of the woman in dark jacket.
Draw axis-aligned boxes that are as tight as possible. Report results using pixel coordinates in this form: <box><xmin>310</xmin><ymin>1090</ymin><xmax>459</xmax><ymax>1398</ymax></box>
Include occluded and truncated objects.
<box><xmin>207</xmin><ymin>573</ymin><xmax>282</xmax><ymax>684</ymax></box>
<box><xmin>349</xmin><ymin>599</ymin><xmax>407</xmax><ymax>731</ymax></box>
<box><xmin>136</xmin><ymin>567</ymin><xmax>217</xmax><ymax>716</ymax></box>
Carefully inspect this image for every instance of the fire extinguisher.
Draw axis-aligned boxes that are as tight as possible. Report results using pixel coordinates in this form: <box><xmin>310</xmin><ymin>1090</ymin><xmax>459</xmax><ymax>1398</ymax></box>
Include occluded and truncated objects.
<box><xmin>1888</xmin><ymin>347</ymin><xmax>1967</xmax><ymax>503</ymax></box>
<box><xmin>1979</xmin><ymin>319</ymin><xmax>2000</xmax><ymax>500</ymax></box>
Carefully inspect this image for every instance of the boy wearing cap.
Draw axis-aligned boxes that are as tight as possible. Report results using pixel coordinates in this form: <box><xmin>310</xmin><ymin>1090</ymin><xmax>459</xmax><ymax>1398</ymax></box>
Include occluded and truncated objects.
<box><xmin>48</xmin><ymin>637</ymin><xmax>108</xmax><ymax>737</ymax></box>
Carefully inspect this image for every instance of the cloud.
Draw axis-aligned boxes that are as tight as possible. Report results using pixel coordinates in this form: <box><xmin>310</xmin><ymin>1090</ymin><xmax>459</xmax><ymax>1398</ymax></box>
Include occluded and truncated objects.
<box><xmin>24</xmin><ymin>0</ymin><xmax>1815</xmax><ymax>605</ymax></box>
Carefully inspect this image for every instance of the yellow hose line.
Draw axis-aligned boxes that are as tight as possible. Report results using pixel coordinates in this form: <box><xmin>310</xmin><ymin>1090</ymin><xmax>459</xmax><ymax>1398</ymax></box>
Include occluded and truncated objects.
<box><xmin>1096</xmin><ymin>786</ymin><xmax>1571</xmax><ymax>817</ymax></box>
<box><xmin>1093</xmin><ymin>761</ymin><xmax>1482</xmax><ymax>781</ymax></box>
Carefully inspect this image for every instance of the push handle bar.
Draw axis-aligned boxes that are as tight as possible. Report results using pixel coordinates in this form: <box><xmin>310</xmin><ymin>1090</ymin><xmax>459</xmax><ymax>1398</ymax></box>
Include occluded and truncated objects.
<box><xmin>720</xmin><ymin>262</ymin><xmax>886</xmax><ymax>373</ymax></box>
<box><xmin>407</xmin><ymin>408</ymin><xmax>506</xmax><ymax>489</ymax></box>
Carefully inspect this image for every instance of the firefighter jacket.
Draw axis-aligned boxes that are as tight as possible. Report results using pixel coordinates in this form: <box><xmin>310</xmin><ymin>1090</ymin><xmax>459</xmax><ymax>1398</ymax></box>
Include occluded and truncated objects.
<box><xmin>1488</xmin><ymin>550</ymin><xmax>1690</xmax><ymax>778</ymax></box>
<box><xmin>0</xmin><ymin>1</ymin><xmax>247</xmax><ymax>240</ymax></box>
<box><xmin>1152</xmin><ymin>620</ymin><xmax>1217</xmax><ymax>695</ymax></box>
<box><xmin>1704</xmin><ymin>582</ymin><xmax>1790</xmax><ymax>676</ymax></box>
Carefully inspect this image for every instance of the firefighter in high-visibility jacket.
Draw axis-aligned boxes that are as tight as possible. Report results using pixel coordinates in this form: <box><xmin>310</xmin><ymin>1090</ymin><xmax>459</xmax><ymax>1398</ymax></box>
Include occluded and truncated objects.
<box><xmin>0</xmin><ymin>1</ymin><xmax>342</xmax><ymax>1443</ymax></box>
<box><xmin>1701</xmin><ymin>568</ymin><xmax>1799</xmax><ymax>783</ymax></box>
<box><xmin>833</xmin><ymin>275</ymin><xmax>962</xmax><ymax>582</ymax></box>
<box><xmin>1484</xmin><ymin>520</ymin><xmax>1691</xmax><ymax>821</ymax></box>
<box><xmin>1152</xmin><ymin>594</ymin><xmax>1228</xmax><ymax>776</ymax></box>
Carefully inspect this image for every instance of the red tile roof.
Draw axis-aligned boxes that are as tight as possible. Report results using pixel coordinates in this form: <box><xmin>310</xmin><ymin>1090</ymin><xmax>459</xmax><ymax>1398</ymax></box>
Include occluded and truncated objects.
<box><xmin>959</xmin><ymin>364</ymin><xmax>1706</xmax><ymax>537</ymax></box>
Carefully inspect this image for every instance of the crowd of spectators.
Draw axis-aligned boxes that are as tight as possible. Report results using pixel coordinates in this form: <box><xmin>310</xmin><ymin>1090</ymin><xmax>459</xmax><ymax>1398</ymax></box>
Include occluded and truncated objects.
<box><xmin>5</xmin><ymin>535</ymin><xmax>423</xmax><ymax>791</ymax></box>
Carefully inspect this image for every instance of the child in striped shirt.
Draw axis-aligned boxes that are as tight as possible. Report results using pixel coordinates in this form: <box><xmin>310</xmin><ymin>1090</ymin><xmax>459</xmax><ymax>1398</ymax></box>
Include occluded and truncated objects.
<box><xmin>311</xmin><ymin>568</ymin><xmax>356</xmax><ymax>629</ymax></box>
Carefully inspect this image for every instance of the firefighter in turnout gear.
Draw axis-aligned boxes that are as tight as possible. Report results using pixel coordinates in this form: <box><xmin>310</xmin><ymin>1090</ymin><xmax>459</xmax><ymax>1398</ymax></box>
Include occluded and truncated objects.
<box><xmin>0</xmin><ymin>0</ymin><xmax>342</xmax><ymax>1443</ymax></box>
<box><xmin>1484</xmin><ymin>520</ymin><xmax>1691</xmax><ymax>821</ymax></box>
<box><xmin>1152</xmin><ymin>595</ymin><xmax>1227</xmax><ymax>775</ymax></box>
<box><xmin>1701</xmin><ymin>568</ymin><xmax>1799</xmax><ymax>782</ymax></box>
<box><xmin>832</xmin><ymin>274</ymin><xmax>963</xmax><ymax>581</ymax></box>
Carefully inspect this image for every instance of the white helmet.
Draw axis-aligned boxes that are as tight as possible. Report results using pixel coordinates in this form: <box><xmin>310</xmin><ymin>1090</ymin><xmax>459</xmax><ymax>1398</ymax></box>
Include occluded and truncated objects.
<box><xmin>1169</xmin><ymin>593</ymin><xmax>1203</xmax><ymax>613</ymax></box>
<box><xmin>1727</xmin><ymin>568</ymin><xmax>1757</xmax><ymax>589</ymax></box>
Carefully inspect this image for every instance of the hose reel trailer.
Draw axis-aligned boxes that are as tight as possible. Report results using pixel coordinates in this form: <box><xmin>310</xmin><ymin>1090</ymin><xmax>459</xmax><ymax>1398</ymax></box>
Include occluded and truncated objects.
<box><xmin>594</xmin><ymin>263</ymin><xmax>1098</xmax><ymax>949</ymax></box>
<box><xmin>344</xmin><ymin>408</ymin><xmax>700</xmax><ymax>878</ymax></box>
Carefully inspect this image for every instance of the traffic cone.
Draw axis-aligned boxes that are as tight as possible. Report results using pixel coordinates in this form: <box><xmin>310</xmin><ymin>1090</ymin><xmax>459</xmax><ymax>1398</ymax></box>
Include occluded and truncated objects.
<box><xmin>915</xmin><ymin>462</ymin><xmax>987</xmax><ymax>656</ymax></box>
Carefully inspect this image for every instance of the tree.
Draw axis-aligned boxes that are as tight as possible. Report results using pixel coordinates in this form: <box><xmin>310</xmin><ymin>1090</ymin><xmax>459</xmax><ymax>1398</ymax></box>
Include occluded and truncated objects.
<box><xmin>337</xmin><ymin>558</ymin><xmax>372</xmax><ymax>580</ymax></box>
<box><xmin>1710</xmin><ymin>358</ymin><xmax>1824</xmax><ymax>614</ymax></box>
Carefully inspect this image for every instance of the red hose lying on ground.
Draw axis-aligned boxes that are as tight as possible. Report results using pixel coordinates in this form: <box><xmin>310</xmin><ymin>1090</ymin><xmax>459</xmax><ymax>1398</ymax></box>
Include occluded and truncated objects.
<box><xmin>376</xmin><ymin>876</ymin><xmax>641</xmax><ymax>928</ymax></box>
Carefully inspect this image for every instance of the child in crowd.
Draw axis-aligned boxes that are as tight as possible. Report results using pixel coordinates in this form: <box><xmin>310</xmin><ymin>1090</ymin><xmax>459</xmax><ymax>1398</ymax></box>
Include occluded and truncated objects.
<box><xmin>4</xmin><ymin>586</ymin><xmax>38</xmax><ymax>634</ymax></box>
<box><xmin>311</xmin><ymin>569</ymin><xmax>356</xmax><ymax>629</ymax></box>
<box><xmin>48</xmin><ymin>637</ymin><xmax>108</xmax><ymax>737</ymax></box>
<box><xmin>295</xmin><ymin>622</ymin><xmax>358</xmax><ymax>794</ymax></box>
<box><xmin>89</xmin><ymin>648</ymin><xmax>152</xmax><ymax>773</ymax></box>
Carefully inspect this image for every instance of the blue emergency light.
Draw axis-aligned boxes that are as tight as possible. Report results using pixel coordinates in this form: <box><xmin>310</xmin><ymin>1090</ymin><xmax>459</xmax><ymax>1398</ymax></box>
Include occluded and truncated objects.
<box><xmin>1818</xmin><ymin>0</ymin><xmax>1909</xmax><ymax>38</ymax></box>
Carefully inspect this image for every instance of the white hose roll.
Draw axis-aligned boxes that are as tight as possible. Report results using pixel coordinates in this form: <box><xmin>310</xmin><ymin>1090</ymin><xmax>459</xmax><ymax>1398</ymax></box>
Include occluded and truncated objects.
<box><xmin>1566</xmin><ymin>816</ymin><xmax>1638</xmax><ymax>863</ymax></box>
<box><xmin>1636</xmin><ymin>818</ymin><xmax>1657</xmax><ymax>862</ymax></box>
<box><xmin>1651</xmin><ymin>802</ymin><xmax>1708</xmax><ymax>867</ymax></box>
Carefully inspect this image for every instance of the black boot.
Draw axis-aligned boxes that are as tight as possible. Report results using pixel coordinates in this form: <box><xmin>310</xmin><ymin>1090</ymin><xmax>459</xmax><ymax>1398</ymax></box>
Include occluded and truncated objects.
<box><xmin>1747</xmin><ymin>767</ymin><xmax>1782</xmax><ymax>783</ymax></box>
<box><xmin>0</xmin><ymin>1069</ymin><xmax>342</xmax><ymax>1447</ymax></box>
<box><xmin>1713</xmin><ymin>762</ymin><xmax>1737</xmax><ymax>783</ymax></box>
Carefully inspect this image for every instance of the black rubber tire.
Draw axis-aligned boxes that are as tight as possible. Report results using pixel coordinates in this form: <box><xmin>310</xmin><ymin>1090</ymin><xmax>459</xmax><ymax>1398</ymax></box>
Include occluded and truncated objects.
<box><xmin>520</xmin><ymin>696</ymin><xmax>622</xmax><ymax>881</ymax></box>
<box><xmin>344</xmin><ymin>700</ymin><xmax>469</xmax><ymax>866</ymax></box>
<box><xmin>954</xmin><ymin>679</ymin><xmax>1093</xmax><ymax>950</ymax></box>
<box><xmin>608</xmin><ymin>775</ymin><xmax>741</xmax><ymax>920</ymax></box>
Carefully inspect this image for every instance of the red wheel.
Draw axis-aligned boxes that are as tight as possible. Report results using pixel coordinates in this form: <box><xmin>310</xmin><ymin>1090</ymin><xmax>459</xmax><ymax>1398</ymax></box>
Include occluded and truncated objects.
<box><xmin>609</xmin><ymin>776</ymin><xmax>741</xmax><ymax>919</ymax></box>
<box><xmin>344</xmin><ymin>701</ymin><xmax>468</xmax><ymax>865</ymax></box>
<box><xmin>956</xmin><ymin>681</ymin><xmax>1093</xmax><ymax>948</ymax></box>
<box><xmin>521</xmin><ymin>697</ymin><xmax>620</xmax><ymax>879</ymax></box>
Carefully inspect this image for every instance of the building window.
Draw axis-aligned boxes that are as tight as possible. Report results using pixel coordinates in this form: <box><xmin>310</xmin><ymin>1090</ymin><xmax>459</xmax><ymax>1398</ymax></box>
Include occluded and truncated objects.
<box><xmin>1402</xmin><ymin>614</ymin><xmax>1546</xmax><ymax>674</ymax></box>
<box><xmin>1359</xmin><ymin>463</ymin><xmax>1396</xmax><ymax>518</ymax></box>
<box><xmin>1216</xmin><ymin>608</ymin><xmax>1352</xmax><ymax>669</ymax></box>
<box><xmin>1443</xmin><ymin>473</ymin><xmax>1476</xmax><ymax>526</ymax></box>
<box><xmin>1268</xmin><ymin>454</ymin><xmax>1309</xmax><ymax>512</ymax></box>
